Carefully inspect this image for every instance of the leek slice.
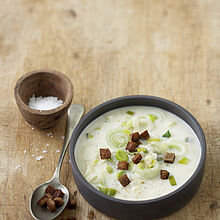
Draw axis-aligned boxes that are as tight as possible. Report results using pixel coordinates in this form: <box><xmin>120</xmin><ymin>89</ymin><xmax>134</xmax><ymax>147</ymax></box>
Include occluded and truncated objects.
<box><xmin>178</xmin><ymin>157</ymin><xmax>190</xmax><ymax>164</ymax></box>
<box><xmin>94</xmin><ymin>159</ymin><xmax>99</xmax><ymax>164</ymax></box>
<box><xmin>163</xmin><ymin>130</ymin><xmax>171</xmax><ymax>138</ymax></box>
<box><xmin>169</xmin><ymin>176</ymin><xmax>177</xmax><ymax>186</ymax></box>
<box><xmin>86</xmin><ymin>133</ymin><xmax>93</xmax><ymax>139</ymax></box>
<box><xmin>147</xmin><ymin>114</ymin><xmax>158</xmax><ymax>122</ymax></box>
<box><xmin>126</xmin><ymin>111</ymin><xmax>135</xmax><ymax>116</ymax></box>
<box><xmin>135</xmin><ymin>160</ymin><xmax>159</xmax><ymax>179</ymax></box>
<box><xmin>106</xmin><ymin>165</ymin><xmax>113</xmax><ymax>173</ymax></box>
<box><xmin>115</xmin><ymin>150</ymin><xmax>129</xmax><ymax>161</ymax></box>
<box><xmin>128</xmin><ymin>162</ymin><xmax>134</xmax><ymax>171</ymax></box>
<box><xmin>98</xmin><ymin>187</ymin><xmax>117</xmax><ymax>196</ymax></box>
<box><xmin>148</xmin><ymin>138</ymin><xmax>161</xmax><ymax>143</ymax></box>
<box><xmin>121</xmin><ymin>121</ymin><xmax>134</xmax><ymax>131</ymax></box>
<box><xmin>116</xmin><ymin>171</ymin><xmax>125</xmax><ymax>178</ymax></box>
<box><xmin>106</xmin><ymin>128</ymin><xmax>130</xmax><ymax>148</ymax></box>
<box><xmin>137</xmin><ymin>148</ymin><xmax>147</xmax><ymax>153</ymax></box>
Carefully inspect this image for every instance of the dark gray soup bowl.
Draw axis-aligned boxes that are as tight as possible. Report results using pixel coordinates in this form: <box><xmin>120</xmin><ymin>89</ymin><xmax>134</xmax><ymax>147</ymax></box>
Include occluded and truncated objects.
<box><xmin>69</xmin><ymin>95</ymin><xmax>206</xmax><ymax>220</ymax></box>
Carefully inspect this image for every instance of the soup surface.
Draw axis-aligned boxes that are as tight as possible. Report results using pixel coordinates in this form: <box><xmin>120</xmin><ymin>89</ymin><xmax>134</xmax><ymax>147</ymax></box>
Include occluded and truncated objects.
<box><xmin>75</xmin><ymin>106</ymin><xmax>201</xmax><ymax>200</ymax></box>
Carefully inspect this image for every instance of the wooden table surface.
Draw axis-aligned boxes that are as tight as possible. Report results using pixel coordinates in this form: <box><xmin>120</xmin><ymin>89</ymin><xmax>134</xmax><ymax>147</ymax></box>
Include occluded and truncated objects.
<box><xmin>0</xmin><ymin>0</ymin><xmax>219</xmax><ymax>219</ymax></box>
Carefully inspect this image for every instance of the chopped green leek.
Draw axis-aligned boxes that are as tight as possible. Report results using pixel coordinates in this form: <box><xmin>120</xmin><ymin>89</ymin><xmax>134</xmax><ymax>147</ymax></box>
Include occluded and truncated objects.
<box><xmin>147</xmin><ymin>159</ymin><xmax>156</xmax><ymax>168</ymax></box>
<box><xmin>126</xmin><ymin>110</ymin><xmax>135</xmax><ymax>116</ymax></box>
<box><xmin>120</xmin><ymin>121</ymin><xmax>134</xmax><ymax>130</ymax></box>
<box><xmin>162</xmin><ymin>130</ymin><xmax>171</xmax><ymax>138</ymax></box>
<box><xmin>169</xmin><ymin>176</ymin><xmax>177</xmax><ymax>186</ymax></box>
<box><xmin>106</xmin><ymin>165</ymin><xmax>113</xmax><ymax>173</ymax></box>
<box><xmin>128</xmin><ymin>162</ymin><xmax>134</xmax><ymax>171</ymax></box>
<box><xmin>147</xmin><ymin>114</ymin><xmax>158</xmax><ymax>122</ymax></box>
<box><xmin>123</xmin><ymin>129</ymin><xmax>131</xmax><ymax>135</ymax></box>
<box><xmin>185</xmin><ymin>137</ymin><xmax>189</xmax><ymax>142</ymax></box>
<box><xmin>116</xmin><ymin>171</ymin><xmax>125</xmax><ymax>178</ymax></box>
<box><xmin>106</xmin><ymin>129</ymin><xmax>130</xmax><ymax>148</ymax></box>
<box><xmin>137</xmin><ymin>161</ymin><xmax>146</xmax><ymax>170</ymax></box>
<box><xmin>178</xmin><ymin>157</ymin><xmax>190</xmax><ymax>164</ymax></box>
<box><xmin>98</xmin><ymin>187</ymin><xmax>117</xmax><ymax>196</ymax></box>
<box><xmin>96</xmin><ymin>127</ymin><xmax>101</xmax><ymax>130</ymax></box>
<box><xmin>148</xmin><ymin>138</ymin><xmax>161</xmax><ymax>143</ymax></box>
<box><xmin>169</xmin><ymin>145</ymin><xmax>181</xmax><ymax>151</ymax></box>
<box><xmin>86</xmin><ymin>133</ymin><xmax>93</xmax><ymax>139</ymax></box>
<box><xmin>107</xmin><ymin>158</ymin><xmax>115</xmax><ymax>164</ymax></box>
<box><xmin>116</xmin><ymin>150</ymin><xmax>129</xmax><ymax>161</ymax></box>
<box><xmin>94</xmin><ymin>159</ymin><xmax>99</xmax><ymax>164</ymax></box>
<box><xmin>137</xmin><ymin>148</ymin><xmax>147</xmax><ymax>153</ymax></box>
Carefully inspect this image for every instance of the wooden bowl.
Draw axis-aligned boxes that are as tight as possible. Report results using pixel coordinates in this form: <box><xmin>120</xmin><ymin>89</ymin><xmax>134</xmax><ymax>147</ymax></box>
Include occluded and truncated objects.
<box><xmin>14</xmin><ymin>70</ymin><xmax>73</xmax><ymax>129</ymax></box>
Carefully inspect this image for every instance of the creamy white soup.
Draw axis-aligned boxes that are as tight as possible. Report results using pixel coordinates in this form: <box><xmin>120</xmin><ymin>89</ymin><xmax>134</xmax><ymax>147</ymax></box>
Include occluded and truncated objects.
<box><xmin>75</xmin><ymin>106</ymin><xmax>201</xmax><ymax>201</ymax></box>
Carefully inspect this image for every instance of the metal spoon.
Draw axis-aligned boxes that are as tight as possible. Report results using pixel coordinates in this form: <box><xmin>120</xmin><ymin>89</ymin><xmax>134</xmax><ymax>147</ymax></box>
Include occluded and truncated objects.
<box><xmin>30</xmin><ymin>104</ymin><xmax>84</xmax><ymax>220</ymax></box>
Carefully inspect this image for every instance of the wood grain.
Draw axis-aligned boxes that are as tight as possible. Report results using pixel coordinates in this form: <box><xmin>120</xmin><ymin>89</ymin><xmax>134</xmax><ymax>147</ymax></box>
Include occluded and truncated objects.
<box><xmin>0</xmin><ymin>0</ymin><xmax>219</xmax><ymax>219</ymax></box>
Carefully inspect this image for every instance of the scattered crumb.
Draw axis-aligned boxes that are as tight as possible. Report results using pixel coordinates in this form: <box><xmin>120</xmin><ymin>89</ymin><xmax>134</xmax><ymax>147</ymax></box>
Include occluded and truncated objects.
<box><xmin>24</xmin><ymin>150</ymin><xmax>27</xmax><ymax>154</ymax></box>
<box><xmin>50</xmin><ymin>135</ymin><xmax>53</xmax><ymax>138</ymax></box>
<box><xmin>47</xmin><ymin>133</ymin><xmax>50</xmax><ymax>136</ymax></box>
<box><xmin>88</xmin><ymin>210</ymin><xmax>95</xmax><ymax>220</ymax></box>
<box><xmin>56</xmin><ymin>150</ymin><xmax>60</xmax><ymax>153</ymax></box>
<box><xmin>46</xmin><ymin>144</ymin><xmax>50</xmax><ymax>147</ymax></box>
<box><xmin>74</xmin><ymin>191</ymin><xmax>77</xmax><ymax>197</ymax></box>
<box><xmin>32</xmin><ymin>154</ymin><xmax>35</xmax><ymax>157</ymax></box>
<box><xmin>36</xmin><ymin>156</ymin><xmax>44</xmax><ymax>161</ymax></box>
<box><xmin>61</xmin><ymin>136</ymin><xmax>65</xmax><ymax>140</ymax></box>
<box><xmin>15</xmin><ymin>165</ymin><xmax>21</xmax><ymax>170</ymax></box>
<box><xmin>36</xmin><ymin>148</ymin><xmax>38</xmax><ymax>151</ymax></box>
<box><xmin>32</xmin><ymin>127</ymin><xmax>34</xmax><ymax>130</ymax></box>
<box><xmin>42</xmin><ymin>150</ymin><xmax>47</xmax><ymax>153</ymax></box>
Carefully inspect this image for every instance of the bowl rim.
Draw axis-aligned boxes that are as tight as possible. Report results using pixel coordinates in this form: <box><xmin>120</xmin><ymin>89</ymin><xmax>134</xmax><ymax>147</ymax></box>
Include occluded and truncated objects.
<box><xmin>69</xmin><ymin>95</ymin><xmax>206</xmax><ymax>204</ymax></box>
<box><xmin>14</xmin><ymin>69</ymin><xmax>73</xmax><ymax>115</ymax></box>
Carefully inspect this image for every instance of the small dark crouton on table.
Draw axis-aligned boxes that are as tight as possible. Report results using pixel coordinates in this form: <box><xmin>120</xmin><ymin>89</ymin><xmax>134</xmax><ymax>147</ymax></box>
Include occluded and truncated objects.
<box><xmin>126</xmin><ymin>142</ymin><xmax>138</xmax><ymax>152</ymax></box>
<box><xmin>132</xmin><ymin>153</ymin><xmax>142</xmax><ymax>164</ymax></box>
<box><xmin>160</xmin><ymin>170</ymin><xmax>170</xmax><ymax>179</ymax></box>
<box><xmin>164</xmin><ymin>152</ymin><xmax>175</xmax><ymax>163</ymax></box>
<box><xmin>100</xmin><ymin>148</ymin><xmax>111</xmax><ymax>159</ymax></box>
<box><xmin>131</xmin><ymin>132</ymin><xmax>140</xmax><ymax>142</ymax></box>
<box><xmin>117</xmin><ymin>161</ymin><xmax>129</xmax><ymax>170</ymax></box>
<box><xmin>118</xmin><ymin>174</ymin><xmax>131</xmax><ymax>187</ymax></box>
<box><xmin>140</xmin><ymin>130</ymin><xmax>150</xmax><ymax>140</ymax></box>
<box><xmin>68</xmin><ymin>198</ymin><xmax>77</xmax><ymax>209</ymax></box>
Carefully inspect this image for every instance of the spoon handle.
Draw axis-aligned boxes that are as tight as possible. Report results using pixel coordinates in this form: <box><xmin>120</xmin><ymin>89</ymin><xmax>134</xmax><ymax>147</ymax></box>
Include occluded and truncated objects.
<box><xmin>53</xmin><ymin>104</ymin><xmax>84</xmax><ymax>180</ymax></box>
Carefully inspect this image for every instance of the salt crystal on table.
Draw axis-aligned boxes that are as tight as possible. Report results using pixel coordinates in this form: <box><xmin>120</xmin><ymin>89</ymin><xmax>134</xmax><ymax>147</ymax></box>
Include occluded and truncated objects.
<box><xmin>15</xmin><ymin>165</ymin><xmax>21</xmax><ymax>169</ymax></box>
<box><xmin>29</xmin><ymin>95</ymin><xmax>63</xmax><ymax>111</ymax></box>
<box><xmin>56</xmin><ymin>150</ymin><xmax>60</xmax><ymax>153</ymax></box>
<box><xmin>32</xmin><ymin>154</ymin><xmax>35</xmax><ymax>157</ymax></box>
<box><xmin>32</xmin><ymin>127</ymin><xmax>34</xmax><ymax>130</ymax></box>
<box><xmin>46</xmin><ymin>144</ymin><xmax>50</xmax><ymax>146</ymax></box>
<box><xmin>42</xmin><ymin>150</ymin><xmax>47</xmax><ymax>153</ymax></box>
<box><xmin>36</xmin><ymin>156</ymin><xmax>44</xmax><ymax>161</ymax></box>
<box><xmin>24</xmin><ymin>150</ymin><xmax>27</xmax><ymax>154</ymax></box>
<box><xmin>61</xmin><ymin>136</ymin><xmax>65</xmax><ymax>140</ymax></box>
<box><xmin>36</xmin><ymin>148</ymin><xmax>38</xmax><ymax>151</ymax></box>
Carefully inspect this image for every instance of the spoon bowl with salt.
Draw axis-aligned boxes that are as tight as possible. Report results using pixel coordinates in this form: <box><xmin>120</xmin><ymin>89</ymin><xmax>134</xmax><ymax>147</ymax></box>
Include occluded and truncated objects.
<box><xmin>14</xmin><ymin>69</ymin><xmax>73</xmax><ymax>129</ymax></box>
<box><xmin>30</xmin><ymin>104</ymin><xmax>84</xmax><ymax>220</ymax></box>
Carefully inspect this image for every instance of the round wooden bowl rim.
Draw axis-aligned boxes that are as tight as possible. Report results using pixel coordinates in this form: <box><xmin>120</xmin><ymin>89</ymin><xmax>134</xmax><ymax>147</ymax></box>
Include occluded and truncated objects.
<box><xmin>14</xmin><ymin>69</ymin><xmax>73</xmax><ymax>115</ymax></box>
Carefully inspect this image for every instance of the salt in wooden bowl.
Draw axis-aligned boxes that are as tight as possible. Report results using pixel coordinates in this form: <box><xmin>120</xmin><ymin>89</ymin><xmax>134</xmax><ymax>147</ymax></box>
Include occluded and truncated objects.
<box><xmin>14</xmin><ymin>70</ymin><xmax>73</xmax><ymax>129</ymax></box>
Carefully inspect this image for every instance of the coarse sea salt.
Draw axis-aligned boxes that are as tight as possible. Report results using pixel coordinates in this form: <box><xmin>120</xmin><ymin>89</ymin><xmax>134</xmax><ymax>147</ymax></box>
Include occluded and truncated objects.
<box><xmin>15</xmin><ymin>165</ymin><xmax>21</xmax><ymax>169</ymax></box>
<box><xmin>36</xmin><ymin>156</ymin><xmax>44</xmax><ymax>161</ymax></box>
<box><xmin>29</xmin><ymin>95</ymin><xmax>63</xmax><ymax>111</ymax></box>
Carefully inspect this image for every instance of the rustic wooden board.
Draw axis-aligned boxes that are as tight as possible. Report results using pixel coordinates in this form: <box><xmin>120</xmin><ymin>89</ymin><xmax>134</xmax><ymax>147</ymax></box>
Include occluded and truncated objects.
<box><xmin>0</xmin><ymin>0</ymin><xmax>219</xmax><ymax>219</ymax></box>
